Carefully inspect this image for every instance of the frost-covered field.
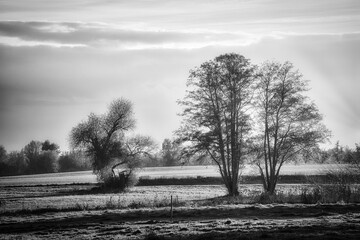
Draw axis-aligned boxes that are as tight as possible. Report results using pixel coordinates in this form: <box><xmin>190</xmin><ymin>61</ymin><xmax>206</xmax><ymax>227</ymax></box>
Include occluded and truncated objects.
<box><xmin>1</xmin><ymin>183</ymin><xmax>360</xmax><ymax>240</ymax></box>
<box><xmin>0</xmin><ymin>164</ymin><xmax>341</xmax><ymax>186</ymax></box>
<box><xmin>0</xmin><ymin>185</ymin><xmax>227</xmax><ymax>213</ymax></box>
<box><xmin>1</xmin><ymin>164</ymin><xmax>359</xmax><ymax>239</ymax></box>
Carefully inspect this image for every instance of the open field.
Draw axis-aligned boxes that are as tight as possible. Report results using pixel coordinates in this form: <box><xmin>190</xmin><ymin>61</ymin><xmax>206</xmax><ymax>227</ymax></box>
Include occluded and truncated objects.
<box><xmin>1</xmin><ymin>183</ymin><xmax>360</xmax><ymax>239</ymax></box>
<box><xmin>0</xmin><ymin>164</ymin><xmax>342</xmax><ymax>186</ymax></box>
<box><xmin>1</xmin><ymin>164</ymin><xmax>360</xmax><ymax>239</ymax></box>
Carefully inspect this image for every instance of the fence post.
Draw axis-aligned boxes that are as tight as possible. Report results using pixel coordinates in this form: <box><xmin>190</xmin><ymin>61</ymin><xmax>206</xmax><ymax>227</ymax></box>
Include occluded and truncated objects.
<box><xmin>170</xmin><ymin>195</ymin><xmax>173</xmax><ymax>221</ymax></box>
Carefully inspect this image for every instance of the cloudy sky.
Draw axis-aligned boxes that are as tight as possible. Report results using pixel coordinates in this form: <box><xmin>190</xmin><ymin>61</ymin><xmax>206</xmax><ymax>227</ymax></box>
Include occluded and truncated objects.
<box><xmin>0</xmin><ymin>0</ymin><xmax>359</xmax><ymax>151</ymax></box>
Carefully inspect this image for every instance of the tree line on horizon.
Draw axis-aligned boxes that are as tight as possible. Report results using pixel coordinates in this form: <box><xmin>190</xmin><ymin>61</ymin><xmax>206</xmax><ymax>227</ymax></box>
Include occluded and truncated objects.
<box><xmin>0</xmin><ymin>138</ymin><xmax>208</xmax><ymax>177</ymax></box>
<box><xmin>0</xmin><ymin>139</ymin><xmax>359</xmax><ymax>177</ymax></box>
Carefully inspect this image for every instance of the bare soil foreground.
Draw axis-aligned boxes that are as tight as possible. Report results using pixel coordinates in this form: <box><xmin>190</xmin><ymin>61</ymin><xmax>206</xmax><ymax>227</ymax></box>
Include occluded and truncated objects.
<box><xmin>1</xmin><ymin>166</ymin><xmax>360</xmax><ymax>240</ymax></box>
<box><xmin>0</xmin><ymin>203</ymin><xmax>360</xmax><ymax>239</ymax></box>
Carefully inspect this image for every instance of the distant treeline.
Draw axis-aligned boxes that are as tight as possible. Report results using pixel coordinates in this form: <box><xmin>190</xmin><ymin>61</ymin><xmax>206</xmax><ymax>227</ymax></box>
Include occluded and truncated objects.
<box><xmin>0</xmin><ymin>138</ymin><xmax>207</xmax><ymax>177</ymax></box>
<box><xmin>304</xmin><ymin>141</ymin><xmax>360</xmax><ymax>164</ymax></box>
<box><xmin>0</xmin><ymin>140</ymin><xmax>92</xmax><ymax>176</ymax></box>
<box><xmin>0</xmin><ymin>140</ymin><xmax>359</xmax><ymax>177</ymax></box>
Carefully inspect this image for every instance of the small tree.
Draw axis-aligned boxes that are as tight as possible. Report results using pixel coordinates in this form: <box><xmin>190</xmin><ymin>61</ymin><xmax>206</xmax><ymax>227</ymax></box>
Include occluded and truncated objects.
<box><xmin>177</xmin><ymin>53</ymin><xmax>256</xmax><ymax>196</ymax></box>
<box><xmin>70</xmin><ymin>98</ymin><xmax>154</xmax><ymax>190</ymax></box>
<box><xmin>70</xmin><ymin>98</ymin><xmax>135</xmax><ymax>177</ymax></box>
<box><xmin>253</xmin><ymin>61</ymin><xmax>330</xmax><ymax>195</ymax></box>
<box><xmin>23</xmin><ymin>140</ymin><xmax>43</xmax><ymax>174</ymax></box>
<box><xmin>330</xmin><ymin>141</ymin><xmax>345</xmax><ymax>163</ymax></box>
<box><xmin>161</xmin><ymin>139</ymin><xmax>180</xmax><ymax>166</ymax></box>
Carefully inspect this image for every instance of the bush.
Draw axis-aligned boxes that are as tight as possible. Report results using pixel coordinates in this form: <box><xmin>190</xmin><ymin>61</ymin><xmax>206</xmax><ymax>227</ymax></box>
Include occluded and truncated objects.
<box><xmin>104</xmin><ymin>173</ymin><xmax>136</xmax><ymax>191</ymax></box>
<box><xmin>257</xmin><ymin>192</ymin><xmax>278</xmax><ymax>204</ymax></box>
<box><xmin>98</xmin><ymin>166</ymin><xmax>138</xmax><ymax>192</ymax></box>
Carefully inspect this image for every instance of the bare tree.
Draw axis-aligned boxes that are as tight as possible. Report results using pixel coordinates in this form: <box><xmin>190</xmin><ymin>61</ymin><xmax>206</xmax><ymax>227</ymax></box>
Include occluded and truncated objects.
<box><xmin>70</xmin><ymin>98</ymin><xmax>136</xmax><ymax>178</ymax></box>
<box><xmin>110</xmin><ymin>135</ymin><xmax>157</xmax><ymax>175</ymax></box>
<box><xmin>70</xmin><ymin>99</ymin><xmax>155</xmax><ymax>190</ymax></box>
<box><xmin>177</xmin><ymin>53</ymin><xmax>256</xmax><ymax>196</ymax></box>
<box><xmin>253</xmin><ymin>61</ymin><xmax>330</xmax><ymax>195</ymax></box>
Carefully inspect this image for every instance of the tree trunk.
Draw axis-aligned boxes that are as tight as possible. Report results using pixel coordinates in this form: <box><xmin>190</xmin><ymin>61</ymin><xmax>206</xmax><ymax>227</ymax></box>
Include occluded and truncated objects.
<box><xmin>227</xmin><ymin>182</ymin><xmax>239</xmax><ymax>196</ymax></box>
<box><xmin>259</xmin><ymin>165</ymin><xmax>277</xmax><ymax>196</ymax></box>
<box><xmin>220</xmin><ymin>169</ymin><xmax>239</xmax><ymax>196</ymax></box>
<box><xmin>266</xmin><ymin>176</ymin><xmax>277</xmax><ymax>195</ymax></box>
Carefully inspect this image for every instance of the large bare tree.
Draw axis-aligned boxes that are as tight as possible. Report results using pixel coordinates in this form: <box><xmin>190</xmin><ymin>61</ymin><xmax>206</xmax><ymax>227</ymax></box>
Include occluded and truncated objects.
<box><xmin>254</xmin><ymin>61</ymin><xmax>330</xmax><ymax>195</ymax></box>
<box><xmin>177</xmin><ymin>53</ymin><xmax>256</xmax><ymax>196</ymax></box>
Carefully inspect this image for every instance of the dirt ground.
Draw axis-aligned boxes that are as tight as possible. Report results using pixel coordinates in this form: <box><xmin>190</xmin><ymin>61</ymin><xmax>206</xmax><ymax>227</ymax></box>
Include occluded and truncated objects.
<box><xmin>1</xmin><ymin>203</ymin><xmax>360</xmax><ymax>239</ymax></box>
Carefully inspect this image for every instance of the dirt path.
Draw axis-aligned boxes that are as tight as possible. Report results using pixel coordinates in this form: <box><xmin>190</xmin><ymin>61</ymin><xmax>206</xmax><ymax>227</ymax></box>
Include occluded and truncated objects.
<box><xmin>1</xmin><ymin>204</ymin><xmax>360</xmax><ymax>239</ymax></box>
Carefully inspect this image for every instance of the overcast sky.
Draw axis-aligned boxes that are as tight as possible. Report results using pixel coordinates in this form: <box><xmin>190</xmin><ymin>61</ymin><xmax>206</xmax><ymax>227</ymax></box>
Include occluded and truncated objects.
<box><xmin>0</xmin><ymin>0</ymin><xmax>359</xmax><ymax>152</ymax></box>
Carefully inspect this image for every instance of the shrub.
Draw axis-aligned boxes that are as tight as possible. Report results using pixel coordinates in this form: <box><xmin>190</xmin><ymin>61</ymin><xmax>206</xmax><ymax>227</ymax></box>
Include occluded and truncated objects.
<box><xmin>74</xmin><ymin>202</ymin><xmax>90</xmax><ymax>211</ymax></box>
<box><xmin>305</xmin><ymin>165</ymin><xmax>360</xmax><ymax>203</ymax></box>
<box><xmin>99</xmin><ymin>166</ymin><xmax>138</xmax><ymax>192</ymax></box>
<box><xmin>257</xmin><ymin>192</ymin><xmax>278</xmax><ymax>204</ymax></box>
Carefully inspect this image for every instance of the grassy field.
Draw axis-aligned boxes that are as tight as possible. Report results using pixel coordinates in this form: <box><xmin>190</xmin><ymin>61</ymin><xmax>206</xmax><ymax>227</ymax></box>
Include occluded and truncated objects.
<box><xmin>0</xmin><ymin>164</ymin><xmax>341</xmax><ymax>186</ymax></box>
<box><xmin>1</xmin><ymin>164</ymin><xmax>359</xmax><ymax>239</ymax></box>
<box><xmin>1</xmin><ymin>183</ymin><xmax>360</xmax><ymax>239</ymax></box>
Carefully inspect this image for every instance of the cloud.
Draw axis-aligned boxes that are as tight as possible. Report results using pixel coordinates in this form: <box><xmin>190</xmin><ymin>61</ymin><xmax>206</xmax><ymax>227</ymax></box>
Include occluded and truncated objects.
<box><xmin>0</xmin><ymin>21</ymin><xmax>261</xmax><ymax>49</ymax></box>
<box><xmin>0</xmin><ymin>0</ymin><xmax>359</xmax><ymax>37</ymax></box>
<box><xmin>1</xmin><ymin>17</ymin><xmax>359</xmax><ymax>50</ymax></box>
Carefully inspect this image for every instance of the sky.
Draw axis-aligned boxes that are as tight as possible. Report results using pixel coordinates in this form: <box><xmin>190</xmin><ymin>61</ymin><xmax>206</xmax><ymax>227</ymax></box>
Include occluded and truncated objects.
<box><xmin>0</xmin><ymin>0</ymin><xmax>359</xmax><ymax>152</ymax></box>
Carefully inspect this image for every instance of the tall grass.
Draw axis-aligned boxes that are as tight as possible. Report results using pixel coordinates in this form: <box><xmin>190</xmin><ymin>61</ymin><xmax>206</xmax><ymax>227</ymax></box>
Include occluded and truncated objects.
<box><xmin>303</xmin><ymin>165</ymin><xmax>360</xmax><ymax>203</ymax></box>
<box><xmin>255</xmin><ymin>164</ymin><xmax>360</xmax><ymax>204</ymax></box>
